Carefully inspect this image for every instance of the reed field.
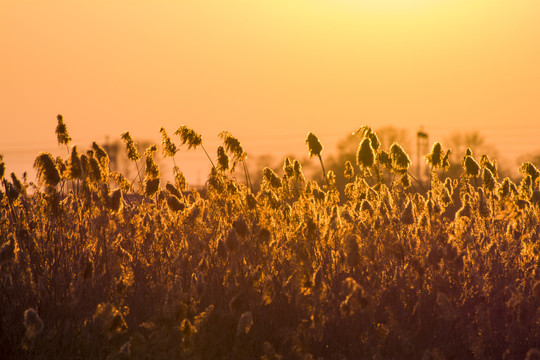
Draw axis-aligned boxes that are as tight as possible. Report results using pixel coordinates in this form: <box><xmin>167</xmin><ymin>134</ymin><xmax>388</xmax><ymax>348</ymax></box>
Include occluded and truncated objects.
<box><xmin>1</xmin><ymin>117</ymin><xmax>539</xmax><ymax>359</ymax></box>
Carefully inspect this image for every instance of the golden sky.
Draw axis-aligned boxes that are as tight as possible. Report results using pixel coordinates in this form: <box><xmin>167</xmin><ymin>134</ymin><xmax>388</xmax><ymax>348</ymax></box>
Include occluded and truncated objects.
<box><xmin>1</xmin><ymin>0</ymin><xmax>539</xmax><ymax>182</ymax></box>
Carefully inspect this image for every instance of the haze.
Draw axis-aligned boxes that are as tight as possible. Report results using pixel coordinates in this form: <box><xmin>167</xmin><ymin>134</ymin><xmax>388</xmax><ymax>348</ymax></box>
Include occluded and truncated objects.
<box><xmin>1</xmin><ymin>0</ymin><xmax>539</xmax><ymax>183</ymax></box>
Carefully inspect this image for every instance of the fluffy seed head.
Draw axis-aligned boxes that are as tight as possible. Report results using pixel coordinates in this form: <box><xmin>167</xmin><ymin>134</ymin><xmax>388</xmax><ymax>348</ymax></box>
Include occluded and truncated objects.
<box><xmin>356</xmin><ymin>138</ymin><xmax>374</xmax><ymax>169</ymax></box>
<box><xmin>463</xmin><ymin>156</ymin><xmax>480</xmax><ymax>177</ymax></box>
<box><xmin>426</xmin><ymin>142</ymin><xmax>443</xmax><ymax>168</ymax></box>
<box><xmin>353</xmin><ymin>126</ymin><xmax>380</xmax><ymax>151</ymax></box>
<box><xmin>478</xmin><ymin>189</ymin><xmax>491</xmax><ymax>218</ymax></box>
<box><xmin>390</xmin><ymin>143</ymin><xmax>411</xmax><ymax>173</ymax></box>
<box><xmin>0</xmin><ymin>155</ymin><xmax>5</xmax><ymax>180</ymax></box>
<box><xmin>34</xmin><ymin>153</ymin><xmax>61</xmax><ymax>188</ymax></box>
<box><xmin>55</xmin><ymin>114</ymin><xmax>71</xmax><ymax>146</ymax></box>
<box><xmin>88</xmin><ymin>157</ymin><xmax>103</xmax><ymax>183</ymax></box>
<box><xmin>120</xmin><ymin>132</ymin><xmax>141</xmax><ymax>161</ymax></box>
<box><xmin>92</xmin><ymin>142</ymin><xmax>110</xmax><ymax>174</ymax></box>
<box><xmin>400</xmin><ymin>173</ymin><xmax>411</xmax><ymax>189</ymax></box>
<box><xmin>144</xmin><ymin>145</ymin><xmax>160</xmax><ymax>179</ymax></box>
<box><xmin>344</xmin><ymin>160</ymin><xmax>354</xmax><ymax>180</ymax></box>
<box><xmin>481</xmin><ymin>155</ymin><xmax>498</xmax><ymax>179</ymax></box>
<box><xmin>24</xmin><ymin>308</ymin><xmax>44</xmax><ymax>339</ymax></box>
<box><xmin>262</xmin><ymin>167</ymin><xmax>282</xmax><ymax>189</ymax></box>
<box><xmin>305</xmin><ymin>132</ymin><xmax>323</xmax><ymax>158</ymax></box>
<box><xmin>442</xmin><ymin>149</ymin><xmax>452</xmax><ymax>169</ymax></box>
<box><xmin>216</xmin><ymin>146</ymin><xmax>229</xmax><ymax>172</ymax></box>
<box><xmin>219</xmin><ymin>131</ymin><xmax>247</xmax><ymax>171</ymax></box>
<box><xmin>167</xmin><ymin>195</ymin><xmax>185</xmax><ymax>212</ymax></box>
<box><xmin>144</xmin><ymin>177</ymin><xmax>160</xmax><ymax>197</ymax></box>
<box><xmin>166</xmin><ymin>182</ymin><xmax>183</xmax><ymax>200</ymax></box>
<box><xmin>160</xmin><ymin>127</ymin><xmax>178</xmax><ymax>158</ymax></box>
<box><xmin>293</xmin><ymin>160</ymin><xmax>305</xmax><ymax>181</ymax></box>
<box><xmin>376</xmin><ymin>150</ymin><xmax>392</xmax><ymax>171</ymax></box>
<box><xmin>519</xmin><ymin>162</ymin><xmax>539</xmax><ymax>183</ymax></box>
<box><xmin>482</xmin><ymin>167</ymin><xmax>496</xmax><ymax>193</ymax></box>
<box><xmin>173</xmin><ymin>166</ymin><xmax>187</xmax><ymax>192</ymax></box>
<box><xmin>283</xmin><ymin>157</ymin><xmax>294</xmax><ymax>177</ymax></box>
<box><xmin>67</xmin><ymin>146</ymin><xmax>82</xmax><ymax>180</ymax></box>
<box><xmin>175</xmin><ymin>126</ymin><xmax>202</xmax><ymax>150</ymax></box>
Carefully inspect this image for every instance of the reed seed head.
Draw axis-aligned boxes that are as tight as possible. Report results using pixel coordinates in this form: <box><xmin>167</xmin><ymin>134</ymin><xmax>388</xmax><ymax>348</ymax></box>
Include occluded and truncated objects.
<box><xmin>67</xmin><ymin>146</ymin><xmax>82</xmax><ymax>180</ymax></box>
<box><xmin>0</xmin><ymin>154</ymin><xmax>5</xmax><ymax>180</ymax></box>
<box><xmin>442</xmin><ymin>149</ymin><xmax>452</xmax><ymax>169</ymax></box>
<box><xmin>426</xmin><ymin>142</ymin><xmax>443</xmax><ymax>168</ymax></box>
<box><xmin>400</xmin><ymin>173</ymin><xmax>411</xmax><ymax>189</ymax></box>
<box><xmin>216</xmin><ymin>146</ymin><xmax>229</xmax><ymax>172</ymax></box>
<box><xmin>344</xmin><ymin>160</ymin><xmax>355</xmax><ymax>180</ymax></box>
<box><xmin>160</xmin><ymin>127</ymin><xmax>178</xmax><ymax>158</ymax></box>
<box><xmin>390</xmin><ymin>143</ymin><xmax>411</xmax><ymax>173</ymax></box>
<box><xmin>263</xmin><ymin>167</ymin><xmax>282</xmax><ymax>189</ymax></box>
<box><xmin>120</xmin><ymin>132</ymin><xmax>141</xmax><ymax>161</ymax></box>
<box><xmin>55</xmin><ymin>114</ymin><xmax>71</xmax><ymax>146</ymax></box>
<box><xmin>463</xmin><ymin>156</ymin><xmax>480</xmax><ymax>177</ymax></box>
<box><xmin>356</xmin><ymin>138</ymin><xmax>374</xmax><ymax>169</ymax></box>
<box><xmin>482</xmin><ymin>167</ymin><xmax>496</xmax><ymax>193</ymax></box>
<box><xmin>24</xmin><ymin>308</ymin><xmax>44</xmax><ymax>339</ymax></box>
<box><xmin>144</xmin><ymin>145</ymin><xmax>160</xmax><ymax>179</ymax></box>
<box><xmin>219</xmin><ymin>131</ymin><xmax>247</xmax><ymax>171</ymax></box>
<box><xmin>175</xmin><ymin>126</ymin><xmax>202</xmax><ymax>150</ymax></box>
<box><xmin>519</xmin><ymin>162</ymin><xmax>539</xmax><ymax>183</ymax></box>
<box><xmin>173</xmin><ymin>166</ymin><xmax>187</xmax><ymax>192</ymax></box>
<box><xmin>293</xmin><ymin>160</ymin><xmax>305</xmax><ymax>181</ymax></box>
<box><xmin>481</xmin><ymin>155</ymin><xmax>498</xmax><ymax>179</ymax></box>
<box><xmin>167</xmin><ymin>195</ymin><xmax>185</xmax><ymax>212</ymax></box>
<box><xmin>376</xmin><ymin>150</ymin><xmax>392</xmax><ymax>171</ymax></box>
<box><xmin>88</xmin><ymin>157</ymin><xmax>103</xmax><ymax>183</ymax></box>
<box><xmin>166</xmin><ymin>182</ymin><xmax>183</xmax><ymax>199</ymax></box>
<box><xmin>144</xmin><ymin>177</ymin><xmax>160</xmax><ymax>197</ymax></box>
<box><xmin>34</xmin><ymin>153</ymin><xmax>61</xmax><ymax>188</ymax></box>
<box><xmin>305</xmin><ymin>132</ymin><xmax>323</xmax><ymax>158</ymax></box>
<box><xmin>283</xmin><ymin>157</ymin><xmax>294</xmax><ymax>177</ymax></box>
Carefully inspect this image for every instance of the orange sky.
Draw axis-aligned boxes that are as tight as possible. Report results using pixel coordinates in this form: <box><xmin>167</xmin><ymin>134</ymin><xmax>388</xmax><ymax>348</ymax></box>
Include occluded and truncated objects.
<box><xmin>1</xmin><ymin>0</ymin><xmax>539</xmax><ymax>183</ymax></box>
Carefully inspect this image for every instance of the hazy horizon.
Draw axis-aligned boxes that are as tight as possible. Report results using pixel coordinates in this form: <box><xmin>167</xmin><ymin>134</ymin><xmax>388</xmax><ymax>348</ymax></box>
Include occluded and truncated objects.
<box><xmin>2</xmin><ymin>0</ymin><xmax>539</xmax><ymax>183</ymax></box>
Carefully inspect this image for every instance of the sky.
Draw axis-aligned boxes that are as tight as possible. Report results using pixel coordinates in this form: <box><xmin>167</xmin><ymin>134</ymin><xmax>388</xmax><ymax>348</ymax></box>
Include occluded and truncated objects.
<box><xmin>1</xmin><ymin>0</ymin><xmax>539</xmax><ymax>184</ymax></box>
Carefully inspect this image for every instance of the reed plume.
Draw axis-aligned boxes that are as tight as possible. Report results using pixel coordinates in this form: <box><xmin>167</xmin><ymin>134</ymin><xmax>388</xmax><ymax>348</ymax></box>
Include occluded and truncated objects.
<box><xmin>356</xmin><ymin>138</ymin><xmax>375</xmax><ymax>169</ymax></box>
<box><xmin>55</xmin><ymin>114</ymin><xmax>71</xmax><ymax>147</ymax></box>
<box><xmin>34</xmin><ymin>153</ymin><xmax>61</xmax><ymax>188</ymax></box>
<box><xmin>306</xmin><ymin>132</ymin><xmax>328</xmax><ymax>186</ymax></box>
<box><xmin>160</xmin><ymin>127</ymin><xmax>178</xmax><ymax>158</ymax></box>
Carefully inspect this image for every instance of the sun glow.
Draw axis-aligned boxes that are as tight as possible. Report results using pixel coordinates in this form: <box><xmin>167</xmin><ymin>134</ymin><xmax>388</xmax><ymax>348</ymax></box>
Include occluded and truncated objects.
<box><xmin>329</xmin><ymin>0</ymin><xmax>444</xmax><ymax>12</ymax></box>
<box><xmin>1</xmin><ymin>0</ymin><xmax>539</xmax><ymax>183</ymax></box>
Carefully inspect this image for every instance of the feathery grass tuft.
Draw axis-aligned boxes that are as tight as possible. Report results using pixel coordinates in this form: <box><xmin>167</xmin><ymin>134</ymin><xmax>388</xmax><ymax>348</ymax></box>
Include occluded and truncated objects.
<box><xmin>55</xmin><ymin>114</ymin><xmax>71</xmax><ymax>147</ymax></box>
<box><xmin>34</xmin><ymin>153</ymin><xmax>61</xmax><ymax>188</ymax></box>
